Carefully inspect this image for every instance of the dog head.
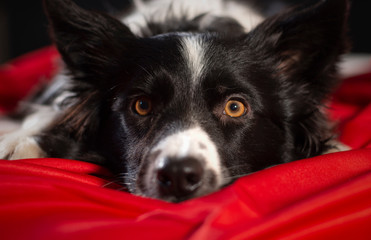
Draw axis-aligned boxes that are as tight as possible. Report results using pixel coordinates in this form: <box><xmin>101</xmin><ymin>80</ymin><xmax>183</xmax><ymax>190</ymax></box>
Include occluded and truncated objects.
<box><xmin>43</xmin><ymin>0</ymin><xmax>349</xmax><ymax>202</ymax></box>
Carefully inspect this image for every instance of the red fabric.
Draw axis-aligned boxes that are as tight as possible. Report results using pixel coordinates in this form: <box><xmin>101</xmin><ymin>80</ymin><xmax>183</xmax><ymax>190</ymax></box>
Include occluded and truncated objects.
<box><xmin>0</xmin><ymin>49</ymin><xmax>371</xmax><ymax>240</ymax></box>
<box><xmin>329</xmin><ymin>72</ymin><xmax>371</xmax><ymax>149</ymax></box>
<box><xmin>0</xmin><ymin>46</ymin><xmax>60</xmax><ymax>113</ymax></box>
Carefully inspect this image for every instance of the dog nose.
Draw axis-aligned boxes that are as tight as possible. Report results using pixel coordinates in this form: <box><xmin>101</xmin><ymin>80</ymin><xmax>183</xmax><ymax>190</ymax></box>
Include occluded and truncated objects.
<box><xmin>156</xmin><ymin>157</ymin><xmax>204</xmax><ymax>200</ymax></box>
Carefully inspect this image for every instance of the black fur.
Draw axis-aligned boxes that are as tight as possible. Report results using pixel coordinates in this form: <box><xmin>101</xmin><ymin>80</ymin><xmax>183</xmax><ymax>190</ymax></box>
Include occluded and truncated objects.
<box><xmin>37</xmin><ymin>0</ymin><xmax>349</xmax><ymax>201</ymax></box>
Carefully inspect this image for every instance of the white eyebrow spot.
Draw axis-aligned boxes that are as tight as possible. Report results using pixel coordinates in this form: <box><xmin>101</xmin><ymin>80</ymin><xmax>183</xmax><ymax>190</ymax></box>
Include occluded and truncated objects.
<box><xmin>181</xmin><ymin>36</ymin><xmax>206</xmax><ymax>84</ymax></box>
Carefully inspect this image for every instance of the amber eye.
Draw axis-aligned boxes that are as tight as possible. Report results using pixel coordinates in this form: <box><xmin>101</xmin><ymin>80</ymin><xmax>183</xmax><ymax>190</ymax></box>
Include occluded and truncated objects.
<box><xmin>134</xmin><ymin>97</ymin><xmax>152</xmax><ymax>116</ymax></box>
<box><xmin>224</xmin><ymin>100</ymin><xmax>246</xmax><ymax>118</ymax></box>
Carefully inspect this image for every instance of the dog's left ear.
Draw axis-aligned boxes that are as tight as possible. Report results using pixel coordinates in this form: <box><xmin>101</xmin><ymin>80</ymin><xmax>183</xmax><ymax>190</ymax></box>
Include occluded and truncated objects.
<box><xmin>246</xmin><ymin>0</ymin><xmax>350</xmax><ymax>157</ymax></box>
<box><xmin>248</xmin><ymin>0</ymin><xmax>350</xmax><ymax>102</ymax></box>
<box><xmin>43</xmin><ymin>0</ymin><xmax>136</xmax><ymax>87</ymax></box>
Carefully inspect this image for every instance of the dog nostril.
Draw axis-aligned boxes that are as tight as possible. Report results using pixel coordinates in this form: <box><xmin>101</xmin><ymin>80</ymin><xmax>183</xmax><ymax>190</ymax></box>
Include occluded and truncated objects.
<box><xmin>156</xmin><ymin>157</ymin><xmax>204</xmax><ymax>199</ymax></box>
<box><xmin>157</xmin><ymin>170</ymin><xmax>172</xmax><ymax>187</ymax></box>
<box><xmin>186</xmin><ymin>172</ymin><xmax>201</xmax><ymax>186</ymax></box>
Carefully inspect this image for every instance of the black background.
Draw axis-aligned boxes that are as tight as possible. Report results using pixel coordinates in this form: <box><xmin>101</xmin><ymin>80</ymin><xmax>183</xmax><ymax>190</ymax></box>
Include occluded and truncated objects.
<box><xmin>1</xmin><ymin>0</ymin><xmax>370</xmax><ymax>64</ymax></box>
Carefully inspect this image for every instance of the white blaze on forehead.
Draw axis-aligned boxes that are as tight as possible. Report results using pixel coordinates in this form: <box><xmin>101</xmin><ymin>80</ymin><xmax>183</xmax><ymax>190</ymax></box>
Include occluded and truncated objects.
<box><xmin>181</xmin><ymin>36</ymin><xmax>206</xmax><ymax>83</ymax></box>
<box><xmin>151</xmin><ymin>127</ymin><xmax>221</xmax><ymax>174</ymax></box>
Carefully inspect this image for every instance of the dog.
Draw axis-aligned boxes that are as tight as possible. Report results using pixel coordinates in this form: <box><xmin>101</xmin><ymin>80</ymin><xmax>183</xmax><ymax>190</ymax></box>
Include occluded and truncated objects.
<box><xmin>0</xmin><ymin>0</ymin><xmax>350</xmax><ymax>202</ymax></box>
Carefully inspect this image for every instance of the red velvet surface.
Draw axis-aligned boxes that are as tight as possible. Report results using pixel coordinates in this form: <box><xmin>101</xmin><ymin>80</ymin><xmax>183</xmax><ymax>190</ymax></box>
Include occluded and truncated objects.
<box><xmin>0</xmin><ymin>48</ymin><xmax>370</xmax><ymax>239</ymax></box>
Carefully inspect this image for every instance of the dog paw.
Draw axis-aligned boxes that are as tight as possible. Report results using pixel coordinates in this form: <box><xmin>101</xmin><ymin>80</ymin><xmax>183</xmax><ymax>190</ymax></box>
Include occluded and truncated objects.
<box><xmin>323</xmin><ymin>140</ymin><xmax>351</xmax><ymax>154</ymax></box>
<box><xmin>0</xmin><ymin>133</ymin><xmax>45</xmax><ymax>160</ymax></box>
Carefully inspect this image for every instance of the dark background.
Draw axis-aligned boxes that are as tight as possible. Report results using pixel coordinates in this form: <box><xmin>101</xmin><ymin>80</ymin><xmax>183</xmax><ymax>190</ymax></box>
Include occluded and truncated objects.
<box><xmin>1</xmin><ymin>0</ymin><xmax>370</xmax><ymax>64</ymax></box>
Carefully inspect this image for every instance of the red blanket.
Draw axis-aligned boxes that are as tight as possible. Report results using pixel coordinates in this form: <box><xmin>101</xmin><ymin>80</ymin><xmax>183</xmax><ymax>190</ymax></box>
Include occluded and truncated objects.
<box><xmin>1</xmin><ymin>47</ymin><xmax>371</xmax><ymax>240</ymax></box>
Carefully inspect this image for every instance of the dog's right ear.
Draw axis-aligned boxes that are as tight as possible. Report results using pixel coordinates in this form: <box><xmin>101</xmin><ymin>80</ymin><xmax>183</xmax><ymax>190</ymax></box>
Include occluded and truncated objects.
<box><xmin>246</xmin><ymin>0</ymin><xmax>350</xmax><ymax>101</ymax></box>
<box><xmin>43</xmin><ymin>0</ymin><xmax>136</xmax><ymax>87</ymax></box>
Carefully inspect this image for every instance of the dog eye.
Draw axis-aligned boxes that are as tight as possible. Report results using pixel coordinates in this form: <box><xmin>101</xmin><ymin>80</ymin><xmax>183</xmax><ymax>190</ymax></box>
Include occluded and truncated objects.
<box><xmin>224</xmin><ymin>100</ymin><xmax>247</xmax><ymax>118</ymax></box>
<box><xmin>134</xmin><ymin>97</ymin><xmax>152</xmax><ymax>116</ymax></box>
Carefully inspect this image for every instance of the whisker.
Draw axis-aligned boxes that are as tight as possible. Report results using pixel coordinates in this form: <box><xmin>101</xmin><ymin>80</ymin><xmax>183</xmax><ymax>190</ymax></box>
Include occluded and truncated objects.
<box><xmin>116</xmin><ymin>186</ymin><xmax>130</xmax><ymax>192</ymax></box>
<box><xmin>102</xmin><ymin>172</ymin><xmax>137</xmax><ymax>189</ymax></box>
<box><xmin>116</xmin><ymin>173</ymin><xmax>133</xmax><ymax>177</ymax></box>
<box><xmin>121</xmin><ymin>182</ymin><xmax>135</xmax><ymax>186</ymax></box>
<box><xmin>116</xmin><ymin>177</ymin><xmax>137</xmax><ymax>182</ymax></box>
<box><xmin>102</xmin><ymin>180</ymin><xmax>121</xmax><ymax>188</ymax></box>
<box><xmin>223</xmin><ymin>173</ymin><xmax>251</xmax><ymax>181</ymax></box>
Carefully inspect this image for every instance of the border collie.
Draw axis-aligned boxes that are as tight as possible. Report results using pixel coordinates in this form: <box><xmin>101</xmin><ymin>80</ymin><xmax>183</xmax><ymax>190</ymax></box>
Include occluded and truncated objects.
<box><xmin>0</xmin><ymin>0</ymin><xmax>350</xmax><ymax>202</ymax></box>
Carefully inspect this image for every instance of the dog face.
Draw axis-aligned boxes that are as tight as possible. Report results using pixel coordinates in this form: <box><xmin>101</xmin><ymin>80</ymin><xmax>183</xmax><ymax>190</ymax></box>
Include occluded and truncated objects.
<box><xmin>102</xmin><ymin>34</ymin><xmax>290</xmax><ymax>201</ymax></box>
<box><xmin>42</xmin><ymin>0</ymin><xmax>349</xmax><ymax>202</ymax></box>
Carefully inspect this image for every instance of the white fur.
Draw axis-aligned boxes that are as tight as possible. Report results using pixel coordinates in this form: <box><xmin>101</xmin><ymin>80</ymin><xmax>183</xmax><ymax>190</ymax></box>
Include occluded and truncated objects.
<box><xmin>181</xmin><ymin>36</ymin><xmax>206</xmax><ymax>83</ymax></box>
<box><xmin>150</xmin><ymin>126</ymin><xmax>222</xmax><ymax>181</ymax></box>
<box><xmin>141</xmin><ymin>126</ymin><xmax>223</xmax><ymax>198</ymax></box>
<box><xmin>0</xmin><ymin>72</ymin><xmax>76</xmax><ymax>160</ymax></box>
<box><xmin>0</xmin><ymin>107</ymin><xmax>58</xmax><ymax>160</ymax></box>
<box><xmin>0</xmin><ymin>117</ymin><xmax>21</xmax><ymax>135</ymax></box>
<box><xmin>323</xmin><ymin>140</ymin><xmax>351</xmax><ymax>154</ymax></box>
<box><xmin>123</xmin><ymin>0</ymin><xmax>263</xmax><ymax>36</ymax></box>
<box><xmin>39</xmin><ymin>73</ymin><xmax>75</xmax><ymax>109</ymax></box>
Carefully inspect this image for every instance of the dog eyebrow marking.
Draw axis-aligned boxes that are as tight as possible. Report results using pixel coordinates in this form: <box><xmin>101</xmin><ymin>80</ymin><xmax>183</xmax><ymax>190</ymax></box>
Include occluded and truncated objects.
<box><xmin>181</xmin><ymin>36</ymin><xmax>207</xmax><ymax>84</ymax></box>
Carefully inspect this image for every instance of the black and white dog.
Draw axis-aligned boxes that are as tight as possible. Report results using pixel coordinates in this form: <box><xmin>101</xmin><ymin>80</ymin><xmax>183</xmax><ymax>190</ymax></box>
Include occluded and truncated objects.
<box><xmin>0</xmin><ymin>0</ymin><xmax>350</xmax><ymax>202</ymax></box>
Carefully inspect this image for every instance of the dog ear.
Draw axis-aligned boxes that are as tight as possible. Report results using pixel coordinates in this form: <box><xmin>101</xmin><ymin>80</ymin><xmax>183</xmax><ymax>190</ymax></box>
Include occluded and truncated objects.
<box><xmin>246</xmin><ymin>0</ymin><xmax>350</xmax><ymax>158</ymax></box>
<box><xmin>248</xmin><ymin>0</ymin><xmax>350</xmax><ymax>102</ymax></box>
<box><xmin>43</xmin><ymin>0</ymin><xmax>136</xmax><ymax>87</ymax></box>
